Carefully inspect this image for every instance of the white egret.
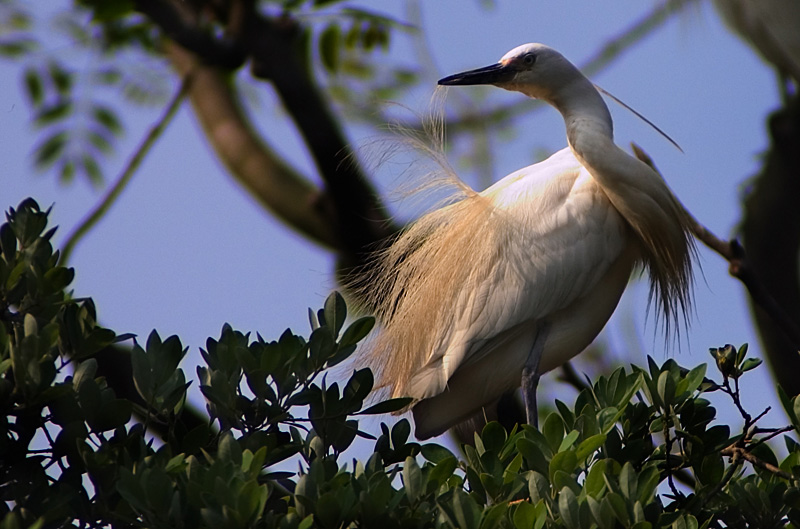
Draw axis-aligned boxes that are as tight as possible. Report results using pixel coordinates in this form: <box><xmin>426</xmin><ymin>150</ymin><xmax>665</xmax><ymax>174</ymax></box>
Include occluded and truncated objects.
<box><xmin>363</xmin><ymin>44</ymin><xmax>694</xmax><ymax>440</ymax></box>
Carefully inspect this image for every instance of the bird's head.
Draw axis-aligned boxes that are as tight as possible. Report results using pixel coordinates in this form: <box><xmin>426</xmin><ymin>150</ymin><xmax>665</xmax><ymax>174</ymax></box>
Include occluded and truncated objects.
<box><xmin>438</xmin><ymin>43</ymin><xmax>581</xmax><ymax>103</ymax></box>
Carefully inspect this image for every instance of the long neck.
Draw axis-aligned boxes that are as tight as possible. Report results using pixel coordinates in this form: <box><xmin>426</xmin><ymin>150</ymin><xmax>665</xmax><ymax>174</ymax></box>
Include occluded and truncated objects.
<box><xmin>552</xmin><ymin>78</ymin><xmax>694</xmax><ymax>331</ymax></box>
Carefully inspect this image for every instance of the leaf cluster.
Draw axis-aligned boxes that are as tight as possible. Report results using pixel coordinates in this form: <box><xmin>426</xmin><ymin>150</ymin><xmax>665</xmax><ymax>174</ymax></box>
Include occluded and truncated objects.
<box><xmin>2</xmin><ymin>199</ymin><xmax>800</xmax><ymax>529</ymax></box>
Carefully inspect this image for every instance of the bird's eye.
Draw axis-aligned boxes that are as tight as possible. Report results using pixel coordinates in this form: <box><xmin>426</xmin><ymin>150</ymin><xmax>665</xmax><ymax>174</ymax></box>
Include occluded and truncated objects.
<box><xmin>523</xmin><ymin>53</ymin><xmax>536</xmax><ymax>66</ymax></box>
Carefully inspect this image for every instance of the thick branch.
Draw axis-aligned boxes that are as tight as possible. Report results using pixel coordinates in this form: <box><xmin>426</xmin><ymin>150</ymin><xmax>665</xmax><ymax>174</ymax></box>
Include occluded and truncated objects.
<box><xmin>168</xmin><ymin>43</ymin><xmax>343</xmax><ymax>250</ymax></box>
<box><xmin>134</xmin><ymin>0</ymin><xmax>246</xmax><ymax>69</ymax></box>
<box><xmin>139</xmin><ymin>1</ymin><xmax>396</xmax><ymax>267</ymax></box>
<box><xmin>236</xmin><ymin>9</ymin><xmax>394</xmax><ymax>260</ymax></box>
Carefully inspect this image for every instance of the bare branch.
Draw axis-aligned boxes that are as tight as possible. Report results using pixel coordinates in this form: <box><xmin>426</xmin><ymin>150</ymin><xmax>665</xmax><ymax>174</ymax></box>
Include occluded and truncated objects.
<box><xmin>61</xmin><ymin>71</ymin><xmax>194</xmax><ymax>265</ymax></box>
<box><xmin>721</xmin><ymin>444</ymin><xmax>794</xmax><ymax>481</ymax></box>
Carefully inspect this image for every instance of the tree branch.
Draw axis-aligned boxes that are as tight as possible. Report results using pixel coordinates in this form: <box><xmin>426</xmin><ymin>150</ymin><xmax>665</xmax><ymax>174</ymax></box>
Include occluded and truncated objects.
<box><xmin>134</xmin><ymin>0</ymin><xmax>246</xmax><ymax>69</ymax></box>
<box><xmin>236</xmin><ymin>8</ymin><xmax>395</xmax><ymax>261</ymax></box>
<box><xmin>139</xmin><ymin>0</ymin><xmax>396</xmax><ymax>269</ymax></box>
<box><xmin>61</xmin><ymin>71</ymin><xmax>194</xmax><ymax>265</ymax></box>
<box><xmin>168</xmin><ymin>43</ymin><xmax>344</xmax><ymax>250</ymax></box>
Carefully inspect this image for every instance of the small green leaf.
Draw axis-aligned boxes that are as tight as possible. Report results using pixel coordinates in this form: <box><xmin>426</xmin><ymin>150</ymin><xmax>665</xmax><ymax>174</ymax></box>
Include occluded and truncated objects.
<box><xmin>584</xmin><ymin>459</ymin><xmax>607</xmax><ymax>498</ymax></box>
<box><xmin>91</xmin><ymin>104</ymin><xmax>123</xmax><ymax>135</ymax></box>
<box><xmin>558</xmin><ymin>486</ymin><xmax>580</xmax><ymax>529</ymax></box>
<box><xmin>558</xmin><ymin>429</ymin><xmax>580</xmax><ymax>452</ymax></box>
<box><xmin>24</xmin><ymin>67</ymin><xmax>43</xmax><ymax>106</ymax></box>
<box><xmin>513</xmin><ymin>500</ymin><xmax>538</xmax><ymax>529</ymax></box>
<box><xmin>739</xmin><ymin>357</ymin><xmax>762</xmax><ymax>373</ymax></box>
<box><xmin>323</xmin><ymin>291</ymin><xmax>347</xmax><ymax>338</ymax></box>
<box><xmin>481</xmin><ymin>421</ymin><xmax>507</xmax><ymax>452</ymax></box>
<box><xmin>391</xmin><ymin>418</ymin><xmax>411</xmax><ymax>448</ymax></box>
<box><xmin>549</xmin><ymin>450</ymin><xmax>577</xmax><ymax>482</ymax></box>
<box><xmin>619</xmin><ymin>462</ymin><xmax>637</xmax><ymax>500</ymax></box>
<box><xmin>403</xmin><ymin>456</ymin><xmax>423</xmax><ymax>502</ymax></box>
<box><xmin>576</xmin><ymin>434</ymin><xmax>606</xmax><ymax>461</ymax></box>
<box><xmin>34</xmin><ymin>101</ymin><xmax>72</xmax><ymax>127</ymax></box>
<box><xmin>339</xmin><ymin>316</ymin><xmax>374</xmax><ymax>346</ymax></box>
<box><xmin>33</xmin><ymin>131</ymin><xmax>68</xmax><ymax>168</ymax></box>
<box><xmin>319</xmin><ymin>23</ymin><xmax>341</xmax><ymax>73</ymax></box>
<box><xmin>420</xmin><ymin>443</ymin><xmax>454</xmax><ymax>464</ymax></box>
<box><xmin>358</xmin><ymin>397</ymin><xmax>411</xmax><ymax>415</ymax></box>
<box><xmin>543</xmin><ymin>413</ymin><xmax>564</xmax><ymax>452</ymax></box>
<box><xmin>657</xmin><ymin>370</ymin><xmax>675</xmax><ymax>408</ymax></box>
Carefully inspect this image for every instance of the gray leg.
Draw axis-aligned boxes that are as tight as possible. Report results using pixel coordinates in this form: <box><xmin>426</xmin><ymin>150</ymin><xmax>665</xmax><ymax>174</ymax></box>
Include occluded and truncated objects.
<box><xmin>521</xmin><ymin>323</ymin><xmax>549</xmax><ymax>428</ymax></box>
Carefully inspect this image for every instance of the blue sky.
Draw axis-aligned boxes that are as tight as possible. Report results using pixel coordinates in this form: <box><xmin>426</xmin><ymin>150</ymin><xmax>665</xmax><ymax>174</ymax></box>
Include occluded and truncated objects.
<box><xmin>1</xmin><ymin>0</ymin><xmax>788</xmax><ymax>440</ymax></box>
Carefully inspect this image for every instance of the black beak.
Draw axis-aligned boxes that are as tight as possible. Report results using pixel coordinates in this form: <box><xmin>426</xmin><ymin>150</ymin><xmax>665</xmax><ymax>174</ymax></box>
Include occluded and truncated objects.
<box><xmin>438</xmin><ymin>62</ymin><xmax>515</xmax><ymax>86</ymax></box>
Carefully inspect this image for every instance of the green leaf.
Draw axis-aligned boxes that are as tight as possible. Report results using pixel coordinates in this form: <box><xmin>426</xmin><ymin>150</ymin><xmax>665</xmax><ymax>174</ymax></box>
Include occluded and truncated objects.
<box><xmin>606</xmin><ymin>492</ymin><xmax>630</xmax><ymax>527</ymax></box>
<box><xmin>657</xmin><ymin>370</ymin><xmax>675</xmax><ymax>408</ymax></box>
<box><xmin>549</xmin><ymin>450</ymin><xmax>577</xmax><ymax>482</ymax></box>
<box><xmin>543</xmin><ymin>413</ymin><xmax>564</xmax><ymax>452</ymax></box>
<box><xmin>513</xmin><ymin>501</ymin><xmax>538</xmax><ymax>529</ymax></box>
<box><xmin>576</xmin><ymin>434</ymin><xmax>606</xmax><ymax>461</ymax></box>
<box><xmin>323</xmin><ymin>291</ymin><xmax>347</xmax><ymax>338</ymax></box>
<box><xmin>339</xmin><ymin>316</ymin><xmax>375</xmax><ymax>347</ymax></box>
<box><xmin>428</xmin><ymin>456</ymin><xmax>458</xmax><ymax>486</ymax></box>
<box><xmin>558</xmin><ymin>429</ymin><xmax>580</xmax><ymax>452</ymax></box>
<box><xmin>392</xmin><ymin>418</ymin><xmax>411</xmax><ymax>448</ymax></box>
<box><xmin>33</xmin><ymin>131</ymin><xmax>68</xmax><ymax>169</ymax></box>
<box><xmin>23</xmin><ymin>313</ymin><xmax>37</xmax><ymax>337</ymax></box>
<box><xmin>358</xmin><ymin>397</ymin><xmax>411</xmax><ymax>415</ymax></box>
<box><xmin>481</xmin><ymin>421</ymin><xmax>507</xmax><ymax>452</ymax></box>
<box><xmin>24</xmin><ymin>67</ymin><xmax>43</xmax><ymax>106</ymax></box>
<box><xmin>619</xmin><ymin>462</ymin><xmax>637</xmax><ymax>500</ymax></box>
<box><xmin>421</xmin><ymin>443</ymin><xmax>455</xmax><ymax>464</ymax></box>
<box><xmin>403</xmin><ymin>456</ymin><xmax>423</xmax><ymax>502</ymax></box>
<box><xmin>584</xmin><ymin>459</ymin><xmax>607</xmax><ymax>498</ymax></box>
<box><xmin>517</xmin><ymin>438</ymin><xmax>549</xmax><ymax>475</ymax></box>
<box><xmin>0</xmin><ymin>222</ymin><xmax>16</xmax><ymax>262</ymax></box>
<box><xmin>527</xmin><ymin>471</ymin><xmax>549</xmax><ymax>505</ymax></box>
<box><xmin>739</xmin><ymin>357</ymin><xmax>762</xmax><ymax>373</ymax></box>
<box><xmin>319</xmin><ymin>23</ymin><xmax>341</xmax><ymax>73</ymax></box>
<box><xmin>91</xmin><ymin>104</ymin><xmax>123</xmax><ymax>135</ymax></box>
<box><xmin>558</xmin><ymin>486</ymin><xmax>580</xmax><ymax>529</ymax></box>
<box><xmin>677</xmin><ymin>363</ymin><xmax>706</xmax><ymax>397</ymax></box>
<box><xmin>34</xmin><ymin>101</ymin><xmax>72</xmax><ymax>127</ymax></box>
<box><xmin>451</xmin><ymin>488</ymin><xmax>480</xmax><ymax>529</ymax></box>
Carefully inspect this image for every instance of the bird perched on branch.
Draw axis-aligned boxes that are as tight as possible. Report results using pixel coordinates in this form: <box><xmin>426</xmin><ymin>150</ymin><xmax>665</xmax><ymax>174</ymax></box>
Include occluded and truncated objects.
<box><xmin>362</xmin><ymin>43</ymin><xmax>694</xmax><ymax>440</ymax></box>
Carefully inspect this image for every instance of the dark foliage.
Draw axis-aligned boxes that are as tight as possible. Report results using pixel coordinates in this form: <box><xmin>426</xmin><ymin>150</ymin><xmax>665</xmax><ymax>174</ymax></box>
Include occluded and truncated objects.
<box><xmin>2</xmin><ymin>200</ymin><xmax>800</xmax><ymax>528</ymax></box>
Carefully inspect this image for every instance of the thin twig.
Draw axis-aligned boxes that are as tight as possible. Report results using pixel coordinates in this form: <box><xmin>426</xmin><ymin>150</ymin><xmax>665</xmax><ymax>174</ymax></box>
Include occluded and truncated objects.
<box><xmin>60</xmin><ymin>71</ymin><xmax>195</xmax><ymax>265</ymax></box>
<box><xmin>749</xmin><ymin>425</ymin><xmax>794</xmax><ymax>448</ymax></box>
<box><xmin>420</xmin><ymin>0</ymin><xmax>701</xmax><ymax>135</ymax></box>
<box><xmin>721</xmin><ymin>445</ymin><xmax>794</xmax><ymax>480</ymax></box>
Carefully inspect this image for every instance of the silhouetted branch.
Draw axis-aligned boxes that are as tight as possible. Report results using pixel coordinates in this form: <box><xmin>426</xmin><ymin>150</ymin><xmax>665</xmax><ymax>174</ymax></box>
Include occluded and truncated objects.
<box><xmin>140</xmin><ymin>0</ymin><xmax>396</xmax><ymax>266</ymax></box>
<box><xmin>134</xmin><ymin>0</ymin><xmax>246</xmax><ymax>69</ymax></box>
<box><xmin>237</xmin><ymin>8</ymin><xmax>394</xmax><ymax>260</ymax></box>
